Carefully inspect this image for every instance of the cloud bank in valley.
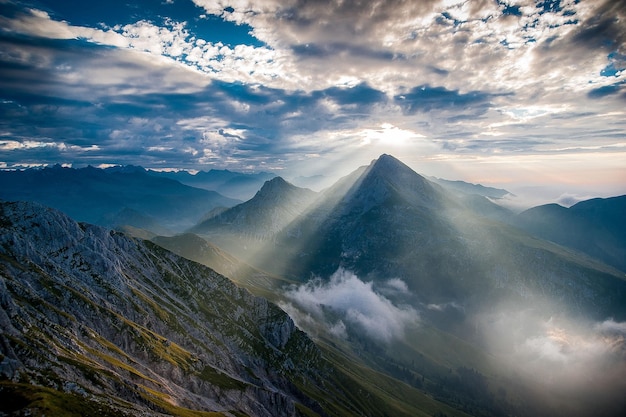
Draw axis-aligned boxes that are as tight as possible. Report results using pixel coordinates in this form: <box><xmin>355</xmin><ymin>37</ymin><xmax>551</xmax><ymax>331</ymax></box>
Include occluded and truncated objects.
<box><xmin>280</xmin><ymin>268</ymin><xmax>418</xmax><ymax>343</ymax></box>
<box><xmin>477</xmin><ymin>308</ymin><xmax>626</xmax><ymax>415</ymax></box>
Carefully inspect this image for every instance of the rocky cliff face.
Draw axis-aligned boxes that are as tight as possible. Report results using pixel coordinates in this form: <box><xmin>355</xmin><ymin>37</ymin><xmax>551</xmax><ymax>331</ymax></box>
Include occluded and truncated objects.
<box><xmin>0</xmin><ymin>201</ymin><xmax>325</xmax><ymax>416</ymax></box>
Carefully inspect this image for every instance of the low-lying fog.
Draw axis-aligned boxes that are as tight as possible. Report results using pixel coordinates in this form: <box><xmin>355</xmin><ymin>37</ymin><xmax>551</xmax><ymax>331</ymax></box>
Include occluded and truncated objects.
<box><xmin>280</xmin><ymin>268</ymin><xmax>626</xmax><ymax>416</ymax></box>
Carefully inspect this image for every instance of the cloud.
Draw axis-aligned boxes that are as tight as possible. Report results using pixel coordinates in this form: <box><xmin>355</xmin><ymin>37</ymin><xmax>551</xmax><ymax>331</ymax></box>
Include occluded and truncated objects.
<box><xmin>587</xmin><ymin>82</ymin><xmax>626</xmax><ymax>99</ymax></box>
<box><xmin>0</xmin><ymin>0</ymin><xmax>625</xmax><ymax>195</ymax></box>
<box><xmin>475</xmin><ymin>307</ymin><xmax>626</xmax><ymax>414</ymax></box>
<box><xmin>596</xmin><ymin>318</ymin><xmax>626</xmax><ymax>337</ymax></box>
<box><xmin>280</xmin><ymin>268</ymin><xmax>418</xmax><ymax>343</ymax></box>
<box><xmin>394</xmin><ymin>85</ymin><xmax>497</xmax><ymax>114</ymax></box>
<box><xmin>426</xmin><ymin>301</ymin><xmax>464</xmax><ymax>313</ymax></box>
<box><xmin>0</xmin><ymin>30</ymin><xmax>387</xmax><ymax>169</ymax></box>
<box><xmin>556</xmin><ymin>192</ymin><xmax>593</xmax><ymax>207</ymax></box>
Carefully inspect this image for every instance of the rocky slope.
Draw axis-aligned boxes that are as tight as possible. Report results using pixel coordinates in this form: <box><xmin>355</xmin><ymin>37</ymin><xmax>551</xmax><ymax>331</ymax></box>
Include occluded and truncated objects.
<box><xmin>0</xmin><ymin>201</ymin><xmax>328</xmax><ymax>416</ymax></box>
<box><xmin>151</xmin><ymin>233</ymin><xmax>291</xmax><ymax>299</ymax></box>
<box><xmin>0</xmin><ymin>200</ymin><xmax>473</xmax><ymax>417</ymax></box>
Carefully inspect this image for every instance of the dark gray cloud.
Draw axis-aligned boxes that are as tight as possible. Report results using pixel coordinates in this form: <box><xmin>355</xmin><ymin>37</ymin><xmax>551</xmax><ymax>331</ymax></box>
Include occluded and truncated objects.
<box><xmin>394</xmin><ymin>85</ymin><xmax>498</xmax><ymax>114</ymax></box>
<box><xmin>292</xmin><ymin>42</ymin><xmax>403</xmax><ymax>61</ymax></box>
<box><xmin>0</xmin><ymin>28</ymin><xmax>390</xmax><ymax>169</ymax></box>
<box><xmin>568</xmin><ymin>0</ymin><xmax>626</xmax><ymax>52</ymax></box>
<box><xmin>587</xmin><ymin>81</ymin><xmax>626</xmax><ymax>100</ymax></box>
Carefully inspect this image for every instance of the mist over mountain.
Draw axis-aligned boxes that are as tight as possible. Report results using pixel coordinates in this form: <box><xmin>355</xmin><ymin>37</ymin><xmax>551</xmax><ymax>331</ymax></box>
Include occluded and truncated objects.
<box><xmin>244</xmin><ymin>155</ymin><xmax>626</xmax><ymax>318</ymax></box>
<box><xmin>428</xmin><ymin>176</ymin><xmax>511</xmax><ymax>199</ymax></box>
<box><xmin>514</xmin><ymin>196</ymin><xmax>626</xmax><ymax>272</ymax></box>
<box><xmin>150</xmin><ymin>169</ymin><xmax>276</xmax><ymax>201</ymax></box>
<box><xmin>287</xmin><ymin>174</ymin><xmax>335</xmax><ymax>191</ymax></box>
<box><xmin>186</xmin><ymin>154</ymin><xmax>626</xmax><ymax>416</ymax></box>
<box><xmin>0</xmin><ymin>165</ymin><xmax>240</xmax><ymax>233</ymax></box>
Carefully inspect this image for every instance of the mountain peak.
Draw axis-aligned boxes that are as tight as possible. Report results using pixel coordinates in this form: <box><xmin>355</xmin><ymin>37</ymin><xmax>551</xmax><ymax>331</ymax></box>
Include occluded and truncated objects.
<box><xmin>377</xmin><ymin>153</ymin><xmax>400</xmax><ymax>163</ymax></box>
<box><xmin>368</xmin><ymin>153</ymin><xmax>413</xmax><ymax>176</ymax></box>
<box><xmin>254</xmin><ymin>176</ymin><xmax>294</xmax><ymax>198</ymax></box>
<box><xmin>190</xmin><ymin>176</ymin><xmax>317</xmax><ymax>239</ymax></box>
<box><xmin>350</xmin><ymin>154</ymin><xmax>442</xmax><ymax>207</ymax></box>
<box><xmin>103</xmin><ymin>164</ymin><xmax>146</xmax><ymax>174</ymax></box>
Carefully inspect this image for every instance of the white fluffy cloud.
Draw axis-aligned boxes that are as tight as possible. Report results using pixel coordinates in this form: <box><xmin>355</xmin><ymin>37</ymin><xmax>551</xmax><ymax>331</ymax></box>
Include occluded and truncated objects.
<box><xmin>191</xmin><ymin>0</ymin><xmax>625</xmax><ymax>95</ymax></box>
<box><xmin>281</xmin><ymin>268</ymin><xmax>418</xmax><ymax>343</ymax></box>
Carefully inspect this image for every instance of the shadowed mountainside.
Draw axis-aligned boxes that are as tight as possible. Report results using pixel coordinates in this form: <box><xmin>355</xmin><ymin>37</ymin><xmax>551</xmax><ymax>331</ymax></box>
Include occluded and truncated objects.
<box><xmin>514</xmin><ymin>196</ymin><xmax>626</xmax><ymax>272</ymax></box>
<box><xmin>0</xmin><ymin>165</ymin><xmax>240</xmax><ymax>233</ymax></box>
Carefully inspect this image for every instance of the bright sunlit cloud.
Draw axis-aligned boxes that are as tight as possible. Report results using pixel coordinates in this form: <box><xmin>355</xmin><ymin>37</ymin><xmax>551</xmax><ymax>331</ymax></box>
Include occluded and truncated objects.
<box><xmin>360</xmin><ymin>123</ymin><xmax>426</xmax><ymax>147</ymax></box>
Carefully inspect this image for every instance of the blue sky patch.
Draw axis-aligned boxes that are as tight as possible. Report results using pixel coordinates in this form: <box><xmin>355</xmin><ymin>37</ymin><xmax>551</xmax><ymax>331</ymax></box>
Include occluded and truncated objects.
<box><xmin>34</xmin><ymin>0</ymin><xmax>264</xmax><ymax>47</ymax></box>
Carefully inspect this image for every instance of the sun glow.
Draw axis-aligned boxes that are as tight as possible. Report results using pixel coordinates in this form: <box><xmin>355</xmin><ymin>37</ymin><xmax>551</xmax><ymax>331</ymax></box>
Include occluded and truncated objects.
<box><xmin>360</xmin><ymin>123</ymin><xmax>426</xmax><ymax>147</ymax></box>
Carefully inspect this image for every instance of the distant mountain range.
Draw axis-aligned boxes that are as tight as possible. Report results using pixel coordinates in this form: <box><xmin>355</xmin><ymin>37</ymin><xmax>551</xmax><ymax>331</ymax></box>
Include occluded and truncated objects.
<box><xmin>428</xmin><ymin>176</ymin><xmax>511</xmax><ymax>199</ymax></box>
<box><xmin>155</xmin><ymin>154</ymin><xmax>626</xmax><ymax>416</ymax></box>
<box><xmin>514</xmin><ymin>196</ymin><xmax>626</xmax><ymax>273</ymax></box>
<box><xmin>194</xmin><ymin>155</ymin><xmax>626</xmax><ymax>318</ymax></box>
<box><xmin>150</xmin><ymin>168</ymin><xmax>276</xmax><ymax>201</ymax></box>
<box><xmin>0</xmin><ymin>164</ymin><xmax>240</xmax><ymax>233</ymax></box>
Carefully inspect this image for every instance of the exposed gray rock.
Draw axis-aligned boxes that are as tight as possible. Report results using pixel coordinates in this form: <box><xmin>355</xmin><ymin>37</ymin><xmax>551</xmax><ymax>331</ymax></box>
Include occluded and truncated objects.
<box><xmin>0</xmin><ymin>201</ymin><xmax>326</xmax><ymax>416</ymax></box>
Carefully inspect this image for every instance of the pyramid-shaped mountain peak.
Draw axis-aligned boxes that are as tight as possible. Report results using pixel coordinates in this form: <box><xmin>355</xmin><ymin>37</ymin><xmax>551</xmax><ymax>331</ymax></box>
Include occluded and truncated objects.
<box><xmin>340</xmin><ymin>154</ymin><xmax>443</xmax><ymax>210</ymax></box>
<box><xmin>368</xmin><ymin>153</ymin><xmax>414</xmax><ymax>176</ymax></box>
<box><xmin>376</xmin><ymin>153</ymin><xmax>401</xmax><ymax>164</ymax></box>
<box><xmin>362</xmin><ymin>154</ymin><xmax>430</xmax><ymax>188</ymax></box>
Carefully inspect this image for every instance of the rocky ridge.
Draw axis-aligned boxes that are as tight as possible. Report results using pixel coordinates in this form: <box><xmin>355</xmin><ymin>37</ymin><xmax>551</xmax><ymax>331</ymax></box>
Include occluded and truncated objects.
<box><xmin>0</xmin><ymin>201</ymin><xmax>325</xmax><ymax>416</ymax></box>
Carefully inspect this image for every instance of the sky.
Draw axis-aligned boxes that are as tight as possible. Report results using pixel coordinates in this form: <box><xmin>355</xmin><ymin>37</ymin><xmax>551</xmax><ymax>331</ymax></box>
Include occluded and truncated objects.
<box><xmin>0</xmin><ymin>0</ymin><xmax>625</xmax><ymax>202</ymax></box>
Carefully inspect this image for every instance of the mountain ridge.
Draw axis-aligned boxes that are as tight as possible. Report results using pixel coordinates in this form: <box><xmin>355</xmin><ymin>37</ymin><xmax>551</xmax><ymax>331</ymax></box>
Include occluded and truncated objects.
<box><xmin>515</xmin><ymin>195</ymin><xmax>626</xmax><ymax>272</ymax></box>
<box><xmin>0</xmin><ymin>200</ymin><xmax>323</xmax><ymax>416</ymax></box>
<box><xmin>190</xmin><ymin>176</ymin><xmax>317</xmax><ymax>241</ymax></box>
<box><xmin>239</xmin><ymin>154</ymin><xmax>626</xmax><ymax>320</ymax></box>
<box><xmin>149</xmin><ymin>168</ymin><xmax>276</xmax><ymax>201</ymax></box>
<box><xmin>3</xmin><ymin>154</ymin><xmax>626</xmax><ymax>416</ymax></box>
<box><xmin>0</xmin><ymin>165</ymin><xmax>240</xmax><ymax>233</ymax></box>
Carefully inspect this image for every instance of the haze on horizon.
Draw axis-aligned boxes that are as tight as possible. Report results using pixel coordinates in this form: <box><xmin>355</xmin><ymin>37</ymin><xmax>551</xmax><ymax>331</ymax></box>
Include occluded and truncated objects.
<box><xmin>0</xmin><ymin>0</ymin><xmax>625</xmax><ymax>203</ymax></box>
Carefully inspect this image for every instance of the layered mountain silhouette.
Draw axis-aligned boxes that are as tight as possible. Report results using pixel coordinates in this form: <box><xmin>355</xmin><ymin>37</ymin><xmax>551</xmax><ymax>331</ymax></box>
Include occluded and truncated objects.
<box><xmin>175</xmin><ymin>155</ymin><xmax>626</xmax><ymax>416</ymax></box>
<box><xmin>150</xmin><ymin>168</ymin><xmax>276</xmax><ymax>201</ymax></box>
<box><xmin>0</xmin><ymin>165</ymin><xmax>240</xmax><ymax>233</ymax></box>
<box><xmin>514</xmin><ymin>196</ymin><xmax>626</xmax><ymax>272</ymax></box>
<box><xmin>194</xmin><ymin>155</ymin><xmax>626</xmax><ymax>321</ymax></box>
<box><xmin>190</xmin><ymin>177</ymin><xmax>317</xmax><ymax>243</ymax></box>
<box><xmin>429</xmin><ymin>176</ymin><xmax>511</xmax><ymax>199</ymax></box>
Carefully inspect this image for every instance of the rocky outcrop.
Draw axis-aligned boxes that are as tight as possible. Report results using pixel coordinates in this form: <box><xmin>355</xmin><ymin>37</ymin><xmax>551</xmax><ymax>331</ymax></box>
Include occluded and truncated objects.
<box><xmin>0</xmin><ymin>201</ymin><xmax>325</xmax><ymax>416</ymax></box>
